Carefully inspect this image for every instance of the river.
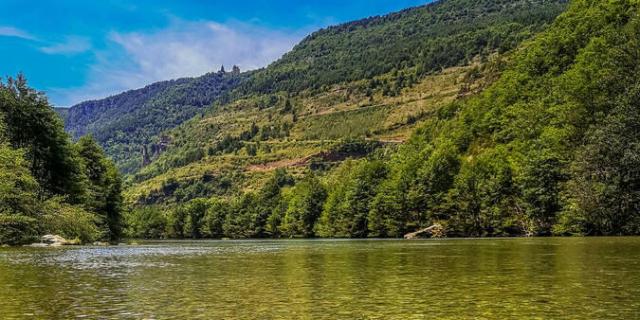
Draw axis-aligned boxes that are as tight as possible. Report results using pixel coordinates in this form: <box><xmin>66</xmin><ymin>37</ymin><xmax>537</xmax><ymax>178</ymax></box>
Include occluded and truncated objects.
<box><xmin>1</xmin><ymin>238</ymin><xmax>639</xmax><ymax>319</ymax></box>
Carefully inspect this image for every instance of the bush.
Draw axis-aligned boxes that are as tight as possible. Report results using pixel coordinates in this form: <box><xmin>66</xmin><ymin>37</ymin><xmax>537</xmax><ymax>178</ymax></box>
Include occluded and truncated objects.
<box><xmin>40</xmin><ymin>198</ymin><xmax>101</xmax><ymax>244</ymax></box>
<box><xmin>0</xmin><ymin>214</ymin><xmax>38</xmax><ymax>245</ymax></box>
<box><xmin>125</xmin><ymin>207</ymin><xmax>168</xmax><ymax>239</ymax></box>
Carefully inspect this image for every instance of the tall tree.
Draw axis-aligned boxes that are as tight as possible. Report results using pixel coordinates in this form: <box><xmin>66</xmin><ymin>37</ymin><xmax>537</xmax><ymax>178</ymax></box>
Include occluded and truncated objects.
<box><xmin>565</xmin><ymin>86</ymin><xmax>640</xmax><ymax>235</ymax></box>
<box><xmin>0</xmin><ymin>143</ymin><xmax>40</xmax><ymax>245</ymax></box>
<box><xmin>76</xmin><ymin>136</ymin><xmax>123</xmax><ymax>241</ymax></box>
<box><xmin>0</xmin><ymin>75</ymin><xmax>88</xmax><ymax>203</ymax></box>
<box><xmin>282</xmin><ymin>173</ymin><xmax>327</xmax><ymax>237</ymax></box>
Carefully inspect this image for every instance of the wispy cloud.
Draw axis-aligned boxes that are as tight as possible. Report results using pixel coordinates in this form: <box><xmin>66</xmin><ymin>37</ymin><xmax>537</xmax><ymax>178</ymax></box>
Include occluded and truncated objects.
<box><xmin>108</xmin><ymin>20</ymin><xmax>300</xmax><ymax>81</ymax></box>
<box><xmin>54</xmin><ymin>20</ymin><xmax>304</xmax><ymax>106</ymax></box>
<box><xmin>0</xmin><ymin>26</ymin><xmax>36</xmax><ymax>40</ymax></box>
<box><xmin>40</xmin><ymin>36</ymin><xmax>91</xmax><ymax>55</ymax></box>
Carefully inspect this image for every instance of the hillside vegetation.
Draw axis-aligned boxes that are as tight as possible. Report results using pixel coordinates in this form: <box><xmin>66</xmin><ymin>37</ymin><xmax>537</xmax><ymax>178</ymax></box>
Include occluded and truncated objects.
<box><xmin>121</xmin><ymin>0</ymin><xmax>578</xmax><ymax>239</ymax></box>
<box><xmin>62</xmin><ymin>68</ymin><xmax>247</xmax><ymax>174</ymax></box>
<box><xmin>9</xmin><ymin>0</ymin><xmax>640</xmax><ymax>244</ymax></box>
<box><xmin>240</xmin><ymin>0</ymin><xmax>569</xmax><ymax>94</ymax></box>
<box><xmin>127</xmin><ymin>0</ymin><xmax>640</xmax><ymax>239</ymax></box>
<box><xmin>315</xmin><ymin>0</ymin><xmax>640</xmax><ymax>237</ymax></box>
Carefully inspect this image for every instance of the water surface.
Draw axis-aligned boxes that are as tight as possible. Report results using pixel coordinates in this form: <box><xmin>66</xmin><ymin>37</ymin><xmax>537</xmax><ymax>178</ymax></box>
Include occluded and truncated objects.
<box><xmin>1</xmin><ymin>238</ymin><xmax>639</xmax><ymax>319</ymax></box>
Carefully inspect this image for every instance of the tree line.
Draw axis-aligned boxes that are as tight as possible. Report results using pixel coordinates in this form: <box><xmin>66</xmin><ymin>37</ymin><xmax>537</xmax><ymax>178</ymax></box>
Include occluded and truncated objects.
<box><xmin>0</xmin><ymin>75</ymin><xmax>123</xmax><ymax>245</ymax></box>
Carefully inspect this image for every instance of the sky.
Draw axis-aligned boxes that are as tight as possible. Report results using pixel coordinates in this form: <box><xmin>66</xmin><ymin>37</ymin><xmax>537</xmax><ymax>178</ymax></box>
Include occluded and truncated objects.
<box><xmin>0</xmin><ymin>0</ymin><xmax>431</xmax><ymax>107</ymax></box>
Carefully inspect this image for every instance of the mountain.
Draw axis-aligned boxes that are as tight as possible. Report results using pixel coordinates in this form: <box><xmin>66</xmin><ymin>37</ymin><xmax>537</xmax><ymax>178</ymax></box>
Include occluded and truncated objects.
<box><xmin>325</xmin><ymin>0</ymin><xmax>640</xmax><ymax>238</ymax></box>
<box><xmin>54</xmin><ymin>107</ymin><xmax>68</xmax><ymax>120</ymax></box>
<box><xmin>61</xmin><ymin>68</ymin><xmax>248</xmax><ymax>173</ymax></box>
<box><xmin>60</xmin><ymin>0</ymin><xmax>567</xmax><ymax>177</ymax></box>
<box><xmin>115</xmin><ymin>0</ymin><xmax>580</xmax><ymax>239</ymax></box>
<box><xmin>123</xmin><ymin>0</ymin><xmax>566</xmax><ymax>200</ymax></box>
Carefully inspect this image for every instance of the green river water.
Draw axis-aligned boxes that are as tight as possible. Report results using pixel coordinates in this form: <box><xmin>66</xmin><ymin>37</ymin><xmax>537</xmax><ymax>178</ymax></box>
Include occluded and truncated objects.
<box><xmin>0</xmin><ymin>238</ymin><xmax>639</xmax><ymax>319</ymax></box>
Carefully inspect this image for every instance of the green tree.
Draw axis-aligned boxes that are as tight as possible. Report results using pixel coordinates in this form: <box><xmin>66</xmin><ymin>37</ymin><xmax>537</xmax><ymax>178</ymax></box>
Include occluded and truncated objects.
<box><xmin>318</xmin><ymin>160</ymin><xmax>387</xmax><ymax>238</ymax></box>
<box><xmin>40</xmin><ymin>197</ymin><xmax>100</xmax><ymax>244</ymax></box>
<box><xmin>0</xmin><ymin>75</ymin><xmax>88</xmax><ymax>203</ymax></box>
<box><xmin>125</xmin><ymin>207</ymin><xmax>167</xmax><ymax>239</ymax></box>
<box><xmin>224</xmin><ymin>193</ymin><xmax>258</xmax><ymax>238</ymax></box>
<box><xmin>168</xmin><ymin>207</ymin><xmax>187</xmax><ymax>238</ymax></box>
<box><xmin>282</xmin><ymin>173</ymin><xmax>327</xmax><ymax>237</ymax></box>
<box><xmin>202</xmin><ymin>198</ymin><xmax>228</xmax><ymax>238</ymax></box>
<box><xmin>76</xmin><ymin>136</ymin><xmax>123</xmax><ymax>241</ymax></box>
<box><xmin>254</xmin><ymin>169</ymin><xmax>294</xmax><ymax>237</ymax></box>
<box><xmin>562</xmin><ymin>87</ymin><xmax>640</xmax><ymax>235</ymax></box>
<box><xmin>0</xmin><ymin>143</ymin><xmax>40</xmax><ymax>245</ymax></box>
<box><xmin>447</xmin><ymin>148</ymin><xmax>517</xmax><ymax>236</ymax></box>
<box><xmin>183</xmin><ymin>198</ymin><xmax>209</xmax><ymax>239</ymax></box>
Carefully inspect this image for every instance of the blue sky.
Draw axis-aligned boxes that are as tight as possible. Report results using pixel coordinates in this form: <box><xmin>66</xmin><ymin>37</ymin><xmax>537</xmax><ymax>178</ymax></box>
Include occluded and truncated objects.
<box><xmin>0</xmin><ymin>0</ymin><xmax>431</xmax><ymax>106</ymax></box>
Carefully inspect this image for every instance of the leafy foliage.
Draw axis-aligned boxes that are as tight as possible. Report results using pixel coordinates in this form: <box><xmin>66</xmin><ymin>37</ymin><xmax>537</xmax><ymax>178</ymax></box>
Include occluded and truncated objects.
<box><xmin>239</xmin><ymin>0</ymin><xmax>568</xmax><ymax>94</ymax></box>
<box><xmin>0</xmin><ymin>142</ymin><xmax>40</xmax><ymax>244</ymax></box>
<box><xmin>316</xmin><ymin>0</ymin><xmax>640</xmax><ymax>237</ymax></box>
<box><xmin>0</xmin><ymin>75</ymin><xmax>88</xmax><ymax>203</ymax></box>
<box><xmin>76</xmin><ymin>136</ymin><xmax>124</xmax><ymax>241</ymax></box>
<box><xmin>0</xmin><ymin>77</ymin><xmax>123</xmax><ymax>244</ymax></box>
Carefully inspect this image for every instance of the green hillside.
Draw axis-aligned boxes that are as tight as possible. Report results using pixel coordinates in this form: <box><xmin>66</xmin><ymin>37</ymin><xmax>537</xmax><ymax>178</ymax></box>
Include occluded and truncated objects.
<box><xmin>129</xmin><ymin>0</ymin><xmax>566</xmax><ymax>186</ymax></box>
<box><xmin>30</xmin><ymin>0</ymin><xmax>640</xmax><ymax>240</ymax></box>
<box><xmin>317</xmin><ymin>0</ymin><xmax>640</xmax><ymax>237</ymax></box>
<box><xmin>62</xmin><ymin>68</ymin><xmax>248</xmax><ymax>174</ymax></box>
<box><xmin>241</xmin><ymin>0</ymin><xmax>569</xmax><ymax>94</ymax></box>
<box><xmin>121</xmin><ymin>0</ymin><xmax>576</xmax><ymax>239</ymax></box>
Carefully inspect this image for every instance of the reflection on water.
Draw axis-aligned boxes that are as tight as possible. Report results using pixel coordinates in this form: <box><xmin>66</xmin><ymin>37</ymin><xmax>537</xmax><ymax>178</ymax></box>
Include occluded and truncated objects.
<box><xmin>1</xmin><ymin>238</ymin><xmax>639</xmax><ymax>319</ymax></box>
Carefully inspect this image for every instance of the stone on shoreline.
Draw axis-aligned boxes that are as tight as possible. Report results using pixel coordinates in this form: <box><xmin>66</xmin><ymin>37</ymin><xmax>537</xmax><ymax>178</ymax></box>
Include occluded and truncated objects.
<box><xmin>28</xmin><ymin>234</ymin><xmax>79</xmax><ymax>247</ymax></box>
<box><xmin>42</xmin><ymin>234</ymin><xmax>68</xmax><ymax>246</ymax></box>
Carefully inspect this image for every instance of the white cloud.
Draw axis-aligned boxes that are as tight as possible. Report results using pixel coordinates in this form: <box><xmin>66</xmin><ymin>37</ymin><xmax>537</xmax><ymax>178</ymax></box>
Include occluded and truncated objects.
<box><xmin>53</xmin><ymin>20</ymin><xmax>304</xmax><ymax>106</ymax></box>
<box><xmin>0</xmin><ymin>26</ymin><xmax>36</xmax><ymax>40</ymax></box>
<box><xmin>108</xmin><ymin>20</ymin><xmax>301</xmax><ymax>81</ymax></box>
<box><xmin>40</xmin><ymin>36</ymin><xmax>91</xmax><ymax>55</ymax></box>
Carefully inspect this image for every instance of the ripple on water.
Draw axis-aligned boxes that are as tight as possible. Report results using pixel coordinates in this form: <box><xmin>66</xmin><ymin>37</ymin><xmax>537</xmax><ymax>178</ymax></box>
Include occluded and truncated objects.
<box><xmin>0</xmin><ymin>242</ymin><xmax>285</xmax><ymax>272</ymax></box>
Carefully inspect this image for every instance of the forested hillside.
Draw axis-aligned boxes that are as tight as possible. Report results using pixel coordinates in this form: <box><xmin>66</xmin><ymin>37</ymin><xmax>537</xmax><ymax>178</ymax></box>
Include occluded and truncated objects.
<box><xmin>315</xmin><ymin>0</ymin><xmax>640</xmax><ymax>237</ymax></box>
<box><xmin>0</xmin><ymin>76</ymin><xmax>123</xmax><ymax>245</ymax></box>
<box><xmin>121</xmin><ymin>0</ymin><xmax>577</xmax><ymax>239</ymax></box>
<box><xmin>240</xmin><ymin>0</ymin><xmax>569</xmax><ymax>95</ymax></box>
<box><xmin>62</xmin><ymin>68</ymin><xmax>247</xmax><ymax>173</ymax></box>
<box><xmin>59</xmin><ymin>0</ymin><xmax>566</xmax><ymax>177</ymax></box>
